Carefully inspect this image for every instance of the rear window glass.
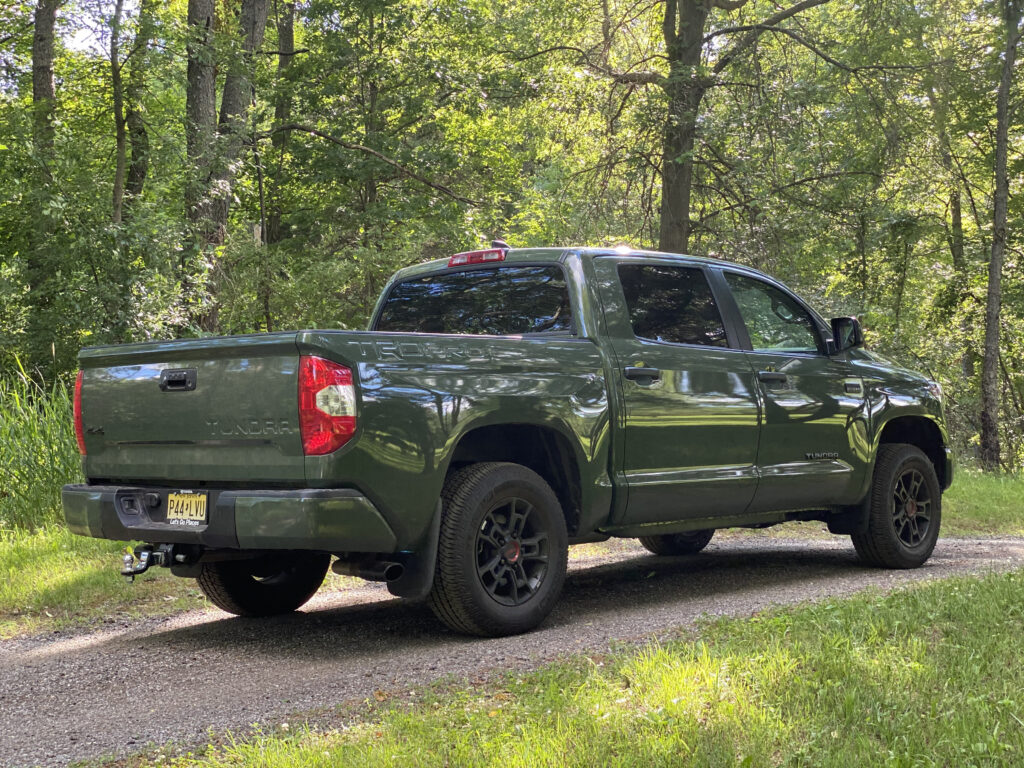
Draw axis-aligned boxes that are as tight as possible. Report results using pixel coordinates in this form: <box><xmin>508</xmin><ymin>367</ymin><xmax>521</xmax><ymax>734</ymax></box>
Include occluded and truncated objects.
<box><xmin>374</xmin><ymin>265</ymin><xmax>574</xmax><ymax>335</ymax></box>
<box><xmin>617</xmin><ymin>263</ymin><xmax>729</xmax><ymax>347</ymax></box>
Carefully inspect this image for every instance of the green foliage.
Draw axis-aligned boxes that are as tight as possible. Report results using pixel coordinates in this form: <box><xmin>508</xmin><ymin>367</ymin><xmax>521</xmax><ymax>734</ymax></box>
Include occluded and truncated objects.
<box><xmin>144</xmin><ymin>569</ymin><xmax>1024</xmax><ymax>767</ymax></box>
<box><xmin>0</xmin><ymin>0</ymin><xmax>1021</xmax><ymax>464</ymax></box>
<box><xmin>0</xmin><ymin>362</ymin><xmax>81</xmax><ymax>531</ymax></box>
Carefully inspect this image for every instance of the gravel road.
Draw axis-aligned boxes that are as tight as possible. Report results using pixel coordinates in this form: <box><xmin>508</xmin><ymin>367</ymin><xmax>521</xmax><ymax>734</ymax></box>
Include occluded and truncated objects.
<box><xmin>3</xmin><ymin>535</ymin><xmax>1024</xmax><ymax>768</ymax></box>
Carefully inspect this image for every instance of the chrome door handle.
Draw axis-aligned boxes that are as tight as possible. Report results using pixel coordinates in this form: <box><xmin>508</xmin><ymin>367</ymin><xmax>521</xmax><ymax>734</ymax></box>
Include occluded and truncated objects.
<box><xmin>757</xmin><ymin>370</ymin><xmax>787</xmax><ymax>385</ymax></box>
<box><xmin>624</xmin><ymin>367</ymin><xmax>661</xmax><ymax>383</ymax></box>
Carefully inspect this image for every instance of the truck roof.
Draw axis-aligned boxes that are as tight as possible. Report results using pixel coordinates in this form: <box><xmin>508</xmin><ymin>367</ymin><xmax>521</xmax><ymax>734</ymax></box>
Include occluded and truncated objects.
<box><xmin>388</xmin><ymin>246</ymin><xmax>742</xmax><ymax>283</ymax></box>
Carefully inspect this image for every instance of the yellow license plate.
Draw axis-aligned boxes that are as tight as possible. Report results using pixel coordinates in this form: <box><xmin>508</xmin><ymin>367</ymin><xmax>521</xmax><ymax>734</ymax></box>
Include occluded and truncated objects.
<box><xmin>167</xmin><ymin>492</ymin><xmax>208</xmax><ymax>525</ymax></box>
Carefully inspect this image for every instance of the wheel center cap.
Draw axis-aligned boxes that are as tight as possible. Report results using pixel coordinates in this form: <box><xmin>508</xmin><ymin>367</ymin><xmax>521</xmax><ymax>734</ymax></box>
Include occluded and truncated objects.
<box><xmin>503</xmin><ymin>540</ymin><xmax>521</xmax><ymax>564</ymax></box>
<box><xmin>907</xmin><ymin>500</ymin><xmax>917</xmax><ymax>519</ymax></box>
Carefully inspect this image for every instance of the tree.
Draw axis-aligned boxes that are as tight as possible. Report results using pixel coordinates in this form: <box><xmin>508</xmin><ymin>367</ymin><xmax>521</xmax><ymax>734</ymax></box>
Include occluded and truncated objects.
<box><xmin>979</xmin><ymin>0</ymin><xmax>1024</xmax><ymax>471</ymax></box>
<box><xmin>184</xmin><ymin>0</ymin><xmax>269</xmax><ymax>332</ymax></box>
<box><xmin>109</xmin><ymin>0</ymin><xmax>126</xmax><ymax>223</ymax></box>
<box><xmin>24</xmin><ymin>0</ymin><xmax>63</xmax><ymax>374</ymax></box>
<box><xmin>574</xmin><ymin>0</ymin><xmax>831</xmax><ymax>252</ymax></box>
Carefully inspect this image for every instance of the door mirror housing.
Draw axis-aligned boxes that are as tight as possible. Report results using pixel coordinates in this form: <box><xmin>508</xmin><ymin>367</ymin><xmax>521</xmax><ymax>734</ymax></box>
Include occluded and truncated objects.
<box><xmin>829</xmin><ymin>317</ymin><xmax>863</xmax><ymax>354</ymax></box>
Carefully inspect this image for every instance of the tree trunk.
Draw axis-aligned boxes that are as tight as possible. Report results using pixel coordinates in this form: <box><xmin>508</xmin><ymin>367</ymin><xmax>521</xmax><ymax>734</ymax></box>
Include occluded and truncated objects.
<box><xmin>979</xmin><ymin>0</ymin><xmax>1023</xmax><ymax>471</ymax></box>
<box><xmin>125</xmin><ymin>0</ymin><xmax>158</xmax><ymax>206</ymax></box>
<box><xmin>265</xmin><ymin>1</ymin><xmax>294</xmax><ymax>245</ymax></box>
<box><xmin>655</xmin><ymin>0</ymin><xmax>831</xmax><ymax>254</ymax></box>
<box><xmin>185</xmin><ymin>0</ymin><xmax>217</xmax><ymax>244</ymax></box>
<box><xmin>195</xmin><ymin>0</ymin><xmax>269</xmax><ymax>333</ymax></box>
<box><xmin>210</xmin><ymin>0</ymin><xmax>270</xmax><ymax>236</ymax></box>
<box><xmin>110</xmin><ymin>0</ymin><xmax>126</xmax><ymax>224</ymax></box>
<box><xmin>657</xmin><ymin>0</ymin><xmax>709</xmax><ymax>254</ymax></box>
<box><xmin>25</xmin><ymin>0</ymin><xmax>61</xmax><ymax>374</ymax></box>
<box><xmin>31</xmin><ymin>0</ymin><xmax>59</xmax><ymax>156</ymax></box>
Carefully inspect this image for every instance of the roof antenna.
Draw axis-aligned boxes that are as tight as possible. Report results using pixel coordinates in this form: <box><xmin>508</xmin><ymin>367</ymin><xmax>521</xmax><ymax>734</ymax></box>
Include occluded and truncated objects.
<box><xmin>491</xmin><ymin>238</ymin><xmax>510</xmax><ymax>250</ymax></box>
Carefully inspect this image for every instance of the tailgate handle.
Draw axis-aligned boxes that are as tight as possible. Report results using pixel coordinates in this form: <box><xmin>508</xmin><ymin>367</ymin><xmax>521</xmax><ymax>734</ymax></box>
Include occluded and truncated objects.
<box><xmin>159</xmin><ymin>368</ymin><xmax>197</xmax><ymax>392</ymax></box>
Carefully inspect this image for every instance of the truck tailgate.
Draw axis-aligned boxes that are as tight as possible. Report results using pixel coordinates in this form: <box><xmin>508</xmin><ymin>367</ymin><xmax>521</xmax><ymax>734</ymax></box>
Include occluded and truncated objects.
<box><xmin>79</xmin><ymin>333</ymin><xmax>306</xmax><ymax>484</ymax></box>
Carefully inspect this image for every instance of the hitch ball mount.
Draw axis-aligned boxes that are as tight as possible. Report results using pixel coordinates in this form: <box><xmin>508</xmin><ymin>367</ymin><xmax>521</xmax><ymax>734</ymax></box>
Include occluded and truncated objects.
<box><xmin>121</xmin><ymin>544</ymin><xmax>188</xmax><ymax>582</ymax></box>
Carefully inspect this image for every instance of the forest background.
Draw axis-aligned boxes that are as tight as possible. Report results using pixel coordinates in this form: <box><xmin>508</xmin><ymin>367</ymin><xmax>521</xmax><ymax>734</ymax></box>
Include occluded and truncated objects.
<box><xmin>1</xmin><ymin>0</ymin><xmax>1022</xmax><ymax>484</ymax></box>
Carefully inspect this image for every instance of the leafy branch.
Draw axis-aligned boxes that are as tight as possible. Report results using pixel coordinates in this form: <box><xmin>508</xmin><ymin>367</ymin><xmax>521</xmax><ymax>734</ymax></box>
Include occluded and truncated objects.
<box><xmin>261</xmin><ymin>124</ymin><xmax>482</xmax><ymax>206</ymax></box>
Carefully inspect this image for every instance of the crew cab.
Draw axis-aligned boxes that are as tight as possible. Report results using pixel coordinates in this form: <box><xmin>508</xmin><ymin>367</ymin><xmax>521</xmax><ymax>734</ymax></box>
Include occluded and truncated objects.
<box><xmin>63</xmin><ymin>246</ymin><xmax>953</xmax><ymax>636</ymax></box>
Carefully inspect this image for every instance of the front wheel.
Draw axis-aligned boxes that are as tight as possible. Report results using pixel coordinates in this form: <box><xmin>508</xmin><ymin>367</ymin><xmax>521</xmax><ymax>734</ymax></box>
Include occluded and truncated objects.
<box><xmin>196</xmin><ymin>552</ymin><xmax>331</xmax><ymax>616</ymax></box>
<box><xmin>852</xmin><ymin>444</ymin><xmax>941</xmax><ymax>569</ymax></box>
<box><xmin>428</xmin><ymin>462</ymin><xmax>568</xmax><ymax>637</ymax></box>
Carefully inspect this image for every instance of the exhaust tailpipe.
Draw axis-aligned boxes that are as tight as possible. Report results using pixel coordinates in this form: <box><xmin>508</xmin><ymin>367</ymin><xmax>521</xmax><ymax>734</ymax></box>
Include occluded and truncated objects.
<box><xmin>332</xmin><ymin>559</ymin><xmax>404</xmax><ymax>583</ymax></box>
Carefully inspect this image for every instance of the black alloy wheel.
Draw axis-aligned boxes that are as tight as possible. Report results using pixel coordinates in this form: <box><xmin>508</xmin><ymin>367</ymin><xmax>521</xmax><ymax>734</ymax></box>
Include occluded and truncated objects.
<box><xmin>891</xmin><ymin>466</ymin><xmax>933</xmax><ymax>548</ymax></box>
<box><xmin>476</xmin><ymin>496</ymin><xmax>550</xmax><ymax>607</ymax></box>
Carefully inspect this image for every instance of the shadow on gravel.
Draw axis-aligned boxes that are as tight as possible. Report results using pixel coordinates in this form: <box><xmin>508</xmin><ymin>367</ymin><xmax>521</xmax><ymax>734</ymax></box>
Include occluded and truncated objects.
<box><xmin>123</xmin><ymin>542</ymin><xmax>868</xmax><ymax>658</ymax></box>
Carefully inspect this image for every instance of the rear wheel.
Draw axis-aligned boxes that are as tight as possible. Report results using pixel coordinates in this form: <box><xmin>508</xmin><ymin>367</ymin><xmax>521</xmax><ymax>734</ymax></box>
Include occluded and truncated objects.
<box><xmin>196</xmin><ymin>552</ymin><xmax>330</xmax><ymax>616</ymax></box>
<box><xmin>638</xmin><ymin>529</ymin><xmax>714</xmax><ymax>556</ymax></box>
<box><xmin>428</xmin><ymin>462</ymin><xmax>568</xmax><ymax>637</ymax></box>
<box><xmin>852</xmin><ymin>444</ymin><xmax>941</xmax><ymax>569</ymax></box>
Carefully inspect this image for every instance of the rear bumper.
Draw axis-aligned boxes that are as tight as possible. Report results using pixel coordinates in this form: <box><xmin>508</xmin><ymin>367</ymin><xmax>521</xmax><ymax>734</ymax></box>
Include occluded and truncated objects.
<box><xmin>61</xmin><ymin>484</ymin><xmax>398</xmax><ymax>553</ymax></box>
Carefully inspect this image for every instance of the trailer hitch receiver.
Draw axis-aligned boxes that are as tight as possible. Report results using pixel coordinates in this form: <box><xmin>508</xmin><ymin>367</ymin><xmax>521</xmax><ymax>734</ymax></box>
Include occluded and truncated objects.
<box><xmin>121</xmin><ymin>544</ymin><xmax>175</xmax><ymax>582</ymax></box>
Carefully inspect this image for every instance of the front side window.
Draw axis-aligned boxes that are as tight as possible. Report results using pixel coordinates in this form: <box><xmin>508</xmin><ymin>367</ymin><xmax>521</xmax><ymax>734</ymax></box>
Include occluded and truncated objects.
<box><xmin>374</xmin><ymin>265</ymin><xmax>573</xmax><ymax>335</ymax></box>
<box><xmin>617</xmin><ymin>264</ymin><xmax>729</xmax><ymax>347</ymax></box>
<box><xmin>724</xmin><ymin>271</ymin><xmax>820</xmax><ymax>353</ymax></box>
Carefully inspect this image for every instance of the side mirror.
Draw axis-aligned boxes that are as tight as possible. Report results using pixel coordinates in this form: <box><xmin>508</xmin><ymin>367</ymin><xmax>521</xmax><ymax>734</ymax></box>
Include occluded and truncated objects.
<box><xmin>829</xmin><ymin>316</ymin><xmax>863</xmax><ymax>354</ymax></box>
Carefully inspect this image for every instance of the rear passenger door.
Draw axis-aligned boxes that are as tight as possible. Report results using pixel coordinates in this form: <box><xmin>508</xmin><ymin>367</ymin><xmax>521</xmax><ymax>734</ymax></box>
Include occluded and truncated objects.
<box><xmin>594</xmin><ymin>257</ymin><xmax>761</xmax><ymax>527</ymax></box>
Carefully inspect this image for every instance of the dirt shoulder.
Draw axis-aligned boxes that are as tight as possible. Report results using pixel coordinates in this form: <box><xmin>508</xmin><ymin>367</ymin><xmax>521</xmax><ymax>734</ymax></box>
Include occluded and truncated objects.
<box><xmin>3</xmin><ymin>536</ymin><xmax>1023</xmax><ymax>768</ymax></box>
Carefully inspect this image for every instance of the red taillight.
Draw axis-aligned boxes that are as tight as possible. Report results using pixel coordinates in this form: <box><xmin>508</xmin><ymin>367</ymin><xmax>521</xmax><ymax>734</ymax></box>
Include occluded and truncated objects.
<box><xmin>447</xmin><ymin>248</ymin><xmax>507</xmax><ymax>267</ymax></box>
<box><xmin>298</xmin><ymin>356</ymin><xmax>357</xmax><ymax>456</ymax></box>
<box><xmin>73</xmin><ymin>370</ymin><xmax>86</xmax><ymax>456</ymax></box>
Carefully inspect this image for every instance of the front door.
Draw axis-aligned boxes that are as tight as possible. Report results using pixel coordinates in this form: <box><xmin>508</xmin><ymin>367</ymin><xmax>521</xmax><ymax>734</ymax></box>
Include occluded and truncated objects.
<box><xmin>594</xmin><ymin>257</ymin><xmax>762</xmax><ymax>527</ymax></box>
<box><xmin>716</xmin><ymin>269</ymin><xmax>870</xmax><ymax>512</ymax></box>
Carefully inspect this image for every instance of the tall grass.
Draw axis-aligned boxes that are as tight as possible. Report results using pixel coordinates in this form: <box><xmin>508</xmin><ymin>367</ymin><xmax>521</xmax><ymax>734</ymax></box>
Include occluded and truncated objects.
<box><xmin>0</xmin><ymin>362</ymin><xmax>82</xmax><ymax>530</ymax></box>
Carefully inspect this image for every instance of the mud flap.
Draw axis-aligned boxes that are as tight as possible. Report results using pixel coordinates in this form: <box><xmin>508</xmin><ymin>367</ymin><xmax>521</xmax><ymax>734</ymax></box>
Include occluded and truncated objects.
<box><xmin>387</xmin><ymin>501</ymin><xmax>442</xmax><ymax>600</ymax></box>
<box><xmin>826</xmin><ymin>498</ymin><xmax>870</xmax><ymax>535</ymax></box>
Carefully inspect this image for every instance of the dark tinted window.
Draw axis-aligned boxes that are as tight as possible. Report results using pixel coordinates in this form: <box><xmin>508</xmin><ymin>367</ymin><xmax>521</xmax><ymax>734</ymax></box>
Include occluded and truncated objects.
<box><xmin>375</xmin><ymin>266</ymin><xmax>574</xmax><ymax>335</ymax></box>
<box><xmin>724</xmin><ymin>271</ymin><xmax>820</xmax><ymax>353</ymax></box>
<box><xmin>617</xmin><ymin>264</ymin><xmax>728</xmax><ymax>347</ymax></box>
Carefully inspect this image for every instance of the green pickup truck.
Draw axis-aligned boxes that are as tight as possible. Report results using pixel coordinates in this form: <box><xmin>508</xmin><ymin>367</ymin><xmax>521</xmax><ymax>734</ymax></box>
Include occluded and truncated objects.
<box><xmin>63</xmin><ymin>246</ymin><xmax>952</xmax><ymax>636</ymax></box>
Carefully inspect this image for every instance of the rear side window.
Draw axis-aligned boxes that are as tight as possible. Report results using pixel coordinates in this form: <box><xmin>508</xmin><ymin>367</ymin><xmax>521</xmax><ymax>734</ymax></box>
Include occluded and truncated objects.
<box><xmin>375</xmin><ymin>265</ymin><xmax>574</xmax><ymax>335</ymax></box>
<box><xmin>617</xmin><ymin>264</ymin><xmax>729</xmax><ymax>347</ymax></box>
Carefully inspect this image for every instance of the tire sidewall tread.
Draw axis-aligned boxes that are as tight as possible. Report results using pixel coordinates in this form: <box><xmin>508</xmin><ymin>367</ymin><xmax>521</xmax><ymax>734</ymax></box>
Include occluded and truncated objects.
<box><xmin>638</xmin><ymin>529</ymin><xmax>714</xmax><ymax>556</ymax></box>
<box><xmin>196</xmin><ymin>552</ymin><xmax>330</xmax><ymax>617</ymax></box>
<box><xmin>428</xmin><ymin>462</ymin><xmax>568</xmax><ymax>637</ymax></box>
<box><xmin>852</xmin><ymin>443</ymin><xmax>941</xmax><ymax>569</ymax></box>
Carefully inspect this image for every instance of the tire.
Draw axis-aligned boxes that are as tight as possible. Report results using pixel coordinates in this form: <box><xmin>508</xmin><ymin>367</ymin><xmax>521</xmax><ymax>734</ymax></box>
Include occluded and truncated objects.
<box><xmin>196</xmin><ymin>552</ymin><xmax>331</xmax><ymax>617</ymax></box>
<box><xmin>638</xmin><ymin>529</ymin><xmax>714</xmax><ymax>556</ymax></box>
<box><xmin>852</xmin><ymin>444</ymin><xmax>941</xmax><ymax>569</ymax></box>
<box><xmin>428</xmin><ymin>462</ymin><xmax>568</xmax><ymax>637</ymax></box>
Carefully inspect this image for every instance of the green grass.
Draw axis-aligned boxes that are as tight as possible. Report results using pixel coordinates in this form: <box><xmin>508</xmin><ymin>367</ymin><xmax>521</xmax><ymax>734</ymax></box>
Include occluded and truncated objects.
<box><xmin>943</xmin><ymin>470</ymin><xmax>1024</xmax><ymax>535</ymax></box>
<box><xmin>0</xmin><ymin>363</ymin><xmax>82</xmax><ymax>530</ymax></box>
<box><xmin>126</xmin><ymin>569</ymin><xmax>1024</xmax><ymax>768</ymax></box>
<box><xmin>0</xmin><ymin>527</ymin><xmax>368</xmax><ymax>638</ymax></box>
<box><xmin>0</xmin><ymin>527</ymin><xmax>207</xmax><ymax>638</ymax></box>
